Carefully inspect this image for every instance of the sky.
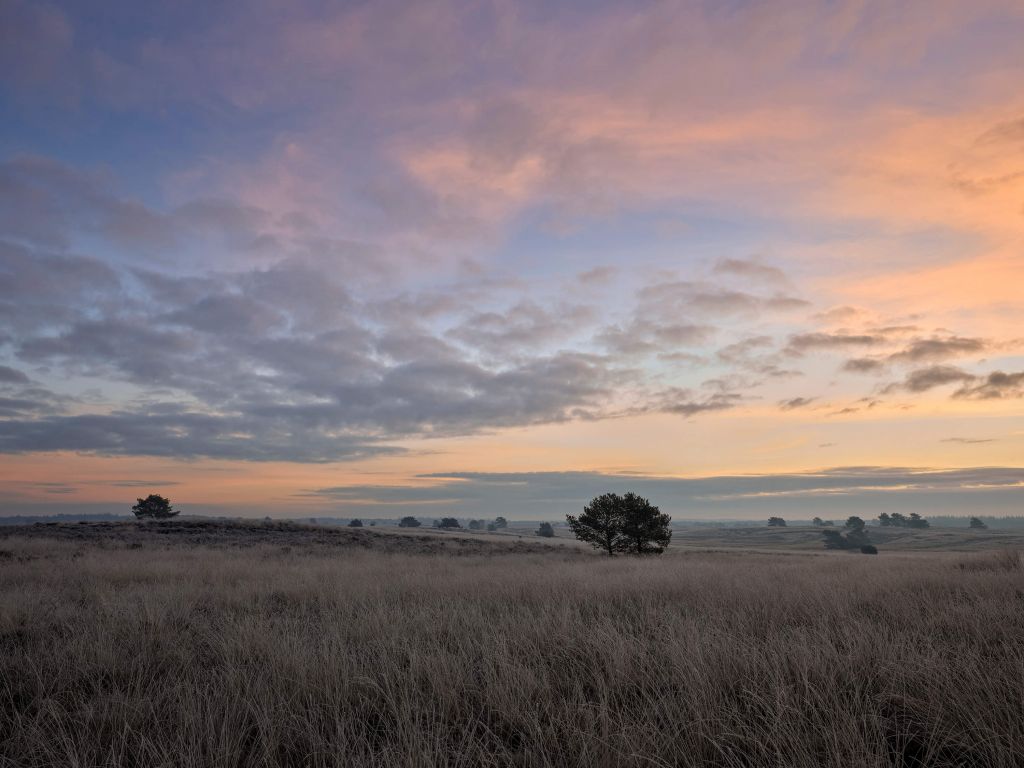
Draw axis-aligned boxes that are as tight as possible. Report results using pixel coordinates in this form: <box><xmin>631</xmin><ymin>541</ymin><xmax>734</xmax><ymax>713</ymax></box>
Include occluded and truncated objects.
<box><xmin>1</xmin><ymin>0</ymin><xmax>1023</xmax><ymax>520</ymax></box>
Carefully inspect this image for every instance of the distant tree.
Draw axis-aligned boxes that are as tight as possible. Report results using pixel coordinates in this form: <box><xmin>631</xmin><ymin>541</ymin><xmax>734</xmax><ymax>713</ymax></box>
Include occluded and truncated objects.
<box><xmin>486</xmin><ymin>522</ymin><xmax>497</xmax><ymax>532</ymax></box>
<box><xmin>822</xmin><ymin>529</ymin><xmax>849</xmax><ymax>550</ymax></box>
<box><xmin>889</xmin><ymin>512</ymin><xmax>907</xmax><ymax>527</ymax></box>
<box><xmin>907</xmin><ymin>513</ymin><xmax>930</xmax><ymax>529</ymax></box>
<box><xmin>348</xmin><ymin>519</ymin><xmax>363</xmax><ymax>527</ymax></box>
<box><xmin>878</xmin><ymin>513</ymin><xmax>892</xmax><ymax>527</ymax></box>
<box><xmin>398</xmin><ymin>516</ymin><xmax>421</xmax><ymax>528</ymax></box>
<box><xmin>131</xmin><ymin>494</ymin><xmax>178</xmax><ymax>520</ymax></box>
<box><xmin>620</xmin><ymin>493</ymin><xmax>672</xmax><ymax>554</ymax></box>
<box><xmin>822</xmin><ymin>520</ymin><xmax>835</xmax><ymax>527</ymax></box>
<box><xmin>536</xmin><ymin>522</ymin><xmax>555</xmax><ymax>538</ymax></box>
<box><xmin>567</xmin><ymin>493</ymin><xmax>630</xmax><ymax>556</ymax></box>
<box><xmin>812</xmin><ymin>517</ymin><xmax>824</xmax><ymax>527</ymax></box>
<box><xmin>369</xmin><ymin>521</ymin><xmax>376</xmax><ymax>526</ymax></box>
<box><xmin>468</xmin><ymin>519</ymin><xmax>483</xmax><ymax>530</ymax></box>
<box><xmin>969</xmin><ymin>517</ymin><xmax>988</xmax><ymax>530</ymax></box>
<box><xmin>767</xmin><ymin>517</ymin><xmax>787</xmax><ymax>527</ymax></box>
<box><xmin>432</xmin><ymin>519</ymin><xmax>442</xmax><ymax>528</ymax></box>
<box><xmin>494</xmin><ymin>516</ymin><xmax>508</xmax><ymax>529</ymax></box>
<box><xmin>438</xmin><ymin>517</ymin><xmax>461</xmax><ymax>529</ymax></box>
<box><xmin>845</xmin><ymin>516</ymin><xmax>866</xmax><ymax>531</ymax></box>
<box><xmin>860</xmin><ymin>544</ymin><xmax>879</xmax><ymax>555</ymax></box>
<box><xmin>822</xmin><ymin>526</ymin><xmax>871</xmax><ymax>550</ymax></box>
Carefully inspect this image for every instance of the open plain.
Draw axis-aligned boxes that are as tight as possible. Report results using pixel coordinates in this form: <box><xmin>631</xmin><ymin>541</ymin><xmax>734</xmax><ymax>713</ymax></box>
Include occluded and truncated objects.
<box><xmin>2</xmin><ymin>520</ymin><xmax>1023</xmax><ymax>768</ymax></box>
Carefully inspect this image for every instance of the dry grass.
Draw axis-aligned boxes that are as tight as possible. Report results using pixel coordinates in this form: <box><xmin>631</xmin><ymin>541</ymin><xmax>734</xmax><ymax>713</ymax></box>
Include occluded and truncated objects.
<box><xmin>1</xmin><ymin>528</ymin><xmax>1023</xmax><ymax>767</ymax></box>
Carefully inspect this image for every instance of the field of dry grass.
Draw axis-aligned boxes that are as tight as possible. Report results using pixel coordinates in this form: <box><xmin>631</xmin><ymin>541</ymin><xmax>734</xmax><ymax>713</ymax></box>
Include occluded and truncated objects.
<box><xmin>2</xmin><ymin>522</ymin><xmax>1023</xmax><ymax>767</ymax></box>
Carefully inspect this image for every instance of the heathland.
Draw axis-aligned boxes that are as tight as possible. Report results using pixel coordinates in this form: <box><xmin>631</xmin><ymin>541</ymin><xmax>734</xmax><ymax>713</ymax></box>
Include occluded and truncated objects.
<box><xmin>2</xmin><ymin>519</ymin><xmax>1023</xmax><ymax>767</ymax></box>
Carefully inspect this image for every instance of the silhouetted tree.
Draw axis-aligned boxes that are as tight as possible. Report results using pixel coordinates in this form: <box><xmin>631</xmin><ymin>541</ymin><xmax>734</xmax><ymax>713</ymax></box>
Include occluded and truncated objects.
<box><xmin>907</xmin><ymin>512</ymin><xmax>930</xmax><ymax>529</ymax></box>
<box><xmin>620</xmin><ymin>493</ymin><xmax>672</xmax><ymax>554</ymax></box>
<box><xmin>969</xmin><ymin>517</ymin><xmax>988</xmax><ymax>530</ymax></box>
<box><xmin>767</xmin><ymin>517</ymin><xmax>787</xmax><ymax>527</ymax></box>
<box><xmin>398</xmin><ymin>516</ymin><xmax>421</xmax><ymax>528</ymax></box>
<box><xmin>845</xmin><ymin>516</ymin><xmax>865</xmax><ymax>531</ymax></box>
<box><xmin>494</xmin><ymin>516</ymin><xmax>508</xmax><ymax>529</ymax></box>
<box><xmin>567</xmin><ymin>493</ymin><xmax>630</xmax><ymax>556</ymax></box>
<box><xmin>822</xmin><ymin>526</ymin><xmax>871</xmax><ymax>550</ymax></box>
<box><xmin>812</xmin><ymin>517</ymin><xmax>825</xmax><ymax>527</ymax></box>
<box><xmin>860</xmin><ymin>544</ymin><xmax>878</xmax><ymax>555</ymax></box>
<box><xmin>822</xmin><ymin>529</ymin><xmax>848</xmax><ymax>549</ymax></box>
<box><xmin>131</xmin><ymin>494</ymin><xmax>178</xmax><ymax>520</ymax></box>
<box><xmin>889</xmin><ymin>512</ymin><xmax>907</xmax><ymax>527</ymax></box>
<box><xmin>348</xmin><ymin>519</ymin><xmax>363</xmax><ymax>527</ymax></box>
<box><xmin>486</xmin><ymin>522</ymin><xmax>497</xmax><ymax>532</ymax></box>
<box><xmin>536</xmin><ymin>522</ymin><xmax>555</xmax><ymax>538</ymax></box>
<box><xmin>878</xmin><ymin>513</ymin><xmax>892</xmax><ymax>526</ymax></box>
<box><xmin>438</xmin><ymin>517</ymin><xmax>461</xmax><ymax>529</ymax></box>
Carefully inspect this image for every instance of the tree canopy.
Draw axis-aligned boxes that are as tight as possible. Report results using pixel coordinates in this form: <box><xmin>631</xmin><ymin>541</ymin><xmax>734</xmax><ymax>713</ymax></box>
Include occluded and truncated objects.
<box><xmin>566</xmin><ymin>492</ymin><xmax>671</xmax><ymax>556</ymax></box>
<box><xmin>131</xmin><ymin>494</ymin><xmax>178</xmax><ymax>519</ymax></box>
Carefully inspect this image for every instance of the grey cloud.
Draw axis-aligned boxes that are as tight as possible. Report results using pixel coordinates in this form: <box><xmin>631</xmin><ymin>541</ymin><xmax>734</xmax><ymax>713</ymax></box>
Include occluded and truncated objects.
<box><xmin>578</xmin><ymin>266</ymin><xmax>616</xmax><ymax>285</ymax></box>
<box><xmin>883</xmin><ymin>365</ymin><xmax>976</xmax><ymax>394</ymax></box>
<box><xmin>639</xmin><ymin>280</ymin><xmax>807</xmax><ymax>318</ymax></box>
<box><xmin>940</xmin><ymin>437</ymin><xmax>996</xmax><ymax>444</ymax></box>
<box><xmin>307</xmin><ymin>467</ymin><xmax>1024</xmax><ymax>519</ymax></box>
<box><xmin>786</xmin><ymin>332</ymin><xmax>883</xmax><ymax>354</ymax></box>
<box><xmin>841</xmin><ymin>335</ymin><xmax>988</xmax><ymax>376</ymax></box>
<box><xmin>843</xmin><ymin>357</ymin><xmax>886</xmax><ymax>373</ymax></box>
<box><xmin>0</xmin><ymin>409</ymin><xmax>398</xmax><ymax>463</ymax></box>
<box><xmin>596</xmin><ymin>319</ymin><xmax>715</xmax><ymax>357</ymax></box>
<box><xmin>649</xmin><ymin>388</ymin><xmax>742</xmax><ymax>417</ymax></box>
<box><xmin>814</xmin><ymin>306</ymin><xmax>865</xmax><ymax>324</ymax></box>
<box><xmin>779</xmin><ymin>397</ymin><xmax>815</xmax><ymax>410</ymax></box>
<box><xmin>888</xmin><ymin>336</ymin><xmax>987</xmax><ymax>364</ymax></box>
<box><xmin>447</xmin><ymin>302</ymin><xmax>594</xmax><ymax>356</ymax></box>
<box><xmin>953</xmin><ymin>371</ymin><xmax>1024</xmax><ymax>400</ymax></box>
<box><xmin>0</xmin><ymin>365</ymin><xmax>30</xmax><ymax>384</ymax></box>
<box><xmin>713</xmin><ymin>258</ymin><xmax>787</xmax><ymax>284</ymax></box>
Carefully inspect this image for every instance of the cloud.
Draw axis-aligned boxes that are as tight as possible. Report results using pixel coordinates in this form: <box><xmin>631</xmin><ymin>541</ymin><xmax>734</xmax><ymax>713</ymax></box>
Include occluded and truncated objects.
<box><xmin>977</xmin><ymin>116</ymin><xmax>1024</xmax><ymax>146</ymax></box>
<box><xmin>713</xmin><ymin>258</ymin><xmax>787</xmax><ymax>285</ymax></box>
<box><xmin>883</xmin><ymin>365</ymin><xmax>976</xmax><ymax>393</ymax></box>
<box><xmin>648</xmin><ymin>388</ymin><xmax>742</xmax><ymax>417</ymax></box>
<box><xmin>940</xmin><ymin>437</ymin><xmax>995</xmax><ymax>444</ymax></box>
<box><xmin>842</xmin><ymin>335</ymin><xmax>989</xmax><ymax>375</ymax></box>
<box><xmin>779</xmin><ymin>397</ymin><xmax>815</xmax><ymax>410</ymax></box>
<box><xmin>843</xmin><ymin>357</ymin><xmax>886</xmax><ymax>374</ymax></box>
<box><xmin>307</xmin><ymin>466</ymin><xmax>1024</xmax><ymax>519</ymax></box>
<box><xmin>887</xmin><ymin>336</ymin><xmax>987</xmax><ymax>363</ymax></box>
<box><xmin>953</xmin><ymin>371</ymin><xmax>1024</xmax><ymax>400</ymax></box>
<box><xmin>0</xmin><ymin>365</ymin><xmax>30</xmax><ymax>384</ymax></box>
<box><xmin>0</xmin><ymin>408</ymin><xmax>398</xmax><ymax>463</ymax></box>
<box><xmin>786</xmin><ymin>332</ymin><xmax>883</xmax><ymax>355</ymax></box>
<box><xmin>447</xmin><ymin>301</ymin><xmax>594</xmax><ymax>357</ymax></box>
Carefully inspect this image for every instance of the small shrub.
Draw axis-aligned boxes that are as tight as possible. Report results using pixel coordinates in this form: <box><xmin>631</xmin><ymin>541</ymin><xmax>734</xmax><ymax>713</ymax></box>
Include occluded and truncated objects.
<box><xmin>860</xmin><ymin>544</ymin><xmax>878</xmax><ymax>555</ymax></box>
<box><xmin>536</xmin><ymin>522</ymin><xmax>555</xmax><ymax>538</ymax></box>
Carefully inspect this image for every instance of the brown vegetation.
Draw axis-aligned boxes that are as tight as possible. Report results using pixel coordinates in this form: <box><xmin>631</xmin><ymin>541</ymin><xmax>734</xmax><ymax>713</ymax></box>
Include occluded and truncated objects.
<box><xmin>1</xmin><ymin>525</ymin><xmax>1023</xmax><ymax>767</ymax></box>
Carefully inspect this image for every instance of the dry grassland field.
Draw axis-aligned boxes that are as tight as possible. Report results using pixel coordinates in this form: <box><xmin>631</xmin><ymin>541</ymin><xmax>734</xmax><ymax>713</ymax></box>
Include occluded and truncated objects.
<box><xmin>2</xmin><ymin>520</ymin><xmax>1024</xmax><ymax>767</ymax></box>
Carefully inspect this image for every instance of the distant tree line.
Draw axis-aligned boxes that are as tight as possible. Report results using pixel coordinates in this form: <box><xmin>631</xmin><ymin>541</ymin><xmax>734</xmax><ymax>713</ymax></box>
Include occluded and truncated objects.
<box><xmin>878</xmin><ymin>512</ymin><xmax>929</xmax><ymax>528</ymax></box>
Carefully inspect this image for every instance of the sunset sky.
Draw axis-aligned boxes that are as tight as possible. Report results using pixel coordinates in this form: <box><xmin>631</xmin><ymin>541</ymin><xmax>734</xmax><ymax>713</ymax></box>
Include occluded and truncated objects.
<box><xmin>1</xmin><ymin>0</ymin><xmax>1023</xmax><ymax>519</ymax></box>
